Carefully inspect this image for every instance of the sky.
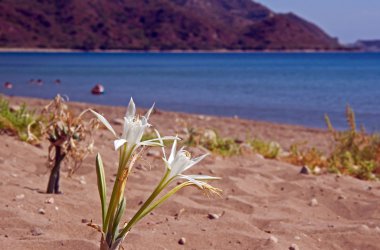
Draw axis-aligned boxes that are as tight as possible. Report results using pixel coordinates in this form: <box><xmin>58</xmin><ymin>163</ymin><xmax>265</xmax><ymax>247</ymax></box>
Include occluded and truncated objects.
<box><xmin>257</xmin><ymin>0</ymin><xmax>380</xmax><ymax>44</ymax></box>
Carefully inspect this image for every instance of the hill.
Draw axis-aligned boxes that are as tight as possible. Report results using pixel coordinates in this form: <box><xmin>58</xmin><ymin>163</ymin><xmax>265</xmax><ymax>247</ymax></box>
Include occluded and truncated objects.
<box><xmin>0</xmin><ymin>0</ymin><xmax>342</xmax><ymax>51</ymax></box>
<box><xmin>354</xmin><ymin>40</ymin><xmax>380</xmax><ymax>52</ymax></box>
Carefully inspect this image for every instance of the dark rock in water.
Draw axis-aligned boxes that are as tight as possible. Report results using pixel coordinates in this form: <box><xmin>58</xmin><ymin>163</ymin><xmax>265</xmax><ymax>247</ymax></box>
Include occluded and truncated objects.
<box><xmin>299</xmin><ymin>166</ymin><xmax>311</xmax><ymax>175</ymax></box>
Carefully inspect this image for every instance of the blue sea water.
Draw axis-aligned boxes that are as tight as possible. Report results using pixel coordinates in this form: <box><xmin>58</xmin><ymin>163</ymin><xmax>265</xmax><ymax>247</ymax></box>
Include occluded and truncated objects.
<box><xmin>0</xmin><ymin>52</ymin><xmax>380</xmax><ymax>131</ymax></box>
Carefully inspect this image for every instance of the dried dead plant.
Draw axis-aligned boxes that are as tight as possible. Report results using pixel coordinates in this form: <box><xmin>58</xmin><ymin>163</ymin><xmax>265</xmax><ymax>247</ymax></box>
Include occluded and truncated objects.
<box><xmin>43</xmin><ymin>95</ymin><xmax>99</xmax><ymax>193</ymax></box>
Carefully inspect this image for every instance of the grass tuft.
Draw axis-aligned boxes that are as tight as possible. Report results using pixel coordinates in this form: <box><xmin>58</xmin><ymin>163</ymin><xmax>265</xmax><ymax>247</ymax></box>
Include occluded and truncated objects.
<box><xmin>183</xmin><ymin>128</ymin><xmax>241</xmax><ymax>156</ymax></box>
<box><xmin>0</xmin><ymin>96</ymin><xmax>43</xmax><ymax>144</ymax></box>
<box><xmin>249</xmin><ymin>138</ymin><xmax>281</xmax><ymax>159</ymax></box>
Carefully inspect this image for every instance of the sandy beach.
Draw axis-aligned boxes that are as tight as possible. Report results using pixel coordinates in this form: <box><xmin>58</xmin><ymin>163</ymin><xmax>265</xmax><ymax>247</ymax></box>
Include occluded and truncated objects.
<box><xmin>0</xmin><ymin>96</ymin><xmax>380</xmax><ymax>250</ymax></box>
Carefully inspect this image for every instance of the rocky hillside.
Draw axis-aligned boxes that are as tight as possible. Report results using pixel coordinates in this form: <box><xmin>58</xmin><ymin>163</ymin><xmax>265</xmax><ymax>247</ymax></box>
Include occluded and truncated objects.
<box><xmin>0</xmin><ymin>0</ymin><xmax>342</xmax><ymax>51</ymax></box>
<box><xmin>354</xmin><ymin>40</ymin><xmax>380</xmax><ymax>52</ymax></box>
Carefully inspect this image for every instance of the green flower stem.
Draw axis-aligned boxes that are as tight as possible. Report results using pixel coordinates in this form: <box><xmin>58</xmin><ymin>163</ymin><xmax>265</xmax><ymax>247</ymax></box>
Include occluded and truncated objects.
<box><xmin>117</xmin><ymin>170</ymin><xmax>173</xmax><ymax>239</ymax></box>
<box><xmin>103</xmin><ymin>144</ymin><xmax>131</xmax><ymax>235</ymax></box>
<box><xmin>134</xmin><ymin>182</ymin><xmax>192</xmax><ymax>224</ymax></box>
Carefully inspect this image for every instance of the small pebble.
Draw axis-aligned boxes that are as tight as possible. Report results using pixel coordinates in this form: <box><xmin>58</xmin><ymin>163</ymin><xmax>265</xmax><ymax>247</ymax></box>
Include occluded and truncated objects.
<box><xmin>309</xmin><ymin>198</ymin><xmax>318</xmax><ymax>207</ymax></box>
<box><xmin>9</xmin><ymin>105</ymin><xmax>20</xmax><ymax>112</ymax></box>
<box><xmin>178</xmin><ymin>237</ymin><xmax>186</xmax><ymax>245</ymax></box>
<box><xmin>38</xmin><ymin>208</ymin><xmax>46</xmax><ymax>214</ymax></box>
<box><xmin>15</xmin><ymin>194</ymin><xmax>25</xmax><ymax>200</ymax></box>
<box><xmin>31</xmin><ymin>227</ymin><xmax>43</xmax><ymax>236</ymax></box>
<box><xmin>45</xmin><ymin>197</ymin><xmax>54</xmax><ymax>204</ymax></box>
<box><xmin>174</xmin><ymin>208</ymin><xmax>186</xmax><ymax>220</ymax></box>
<box><xmin>256</xmin><ymin>154</ymin><xmax>264</xmax><ymax>160</ymax></box>
<box><xmin>147</xmin><ymin>150</ymin><xmax>161</xmax><ymax>158</ymax></box>
<box><xmin>299</xmin><ymin>166</ymin><xmax>310</xmax><ymax>175</ymax></box>
<box><xmin>112</xmin><ymin>118</ymin><xmax>124</xmax><ymax>125</ymax></box>
<box><xmin>337</xmin><ymin>195</ymin><xmax>346</xmax><ymax>200</ymax></box>
<box><xmin>11</xmin><ymin>173</ymin><xmax>18</xmax><ymax>177</ymax></box>
<box><xmin>208</xmin><ymin>213</ymin><xmax>219</xmax><ymax>220</ymax></box>
<box><xmin>55</xmin><ymin>206</ymin><xmax>59</xmax><ymax>211</ymax></box>
<box><xmin>313</xmin><ymin>166</ymin><xmax>321</xmax><ymax>174</ymax></box>
<box><xmin>294</xmin><ymin>236</ymin><xmax>301</xmax><ymax>240</ymax></box>
<box><xmin>268</xmin><ymin>235</ymin><xmax>278</xmax><ymax>244</ymax></box>
<box><xmin>375</xmin><ymin>226</ymin><xmax>380</xmax><ymax>233</ymax></box>
<box><xmin>81</xmin><ymin>218</ymin><xmax>89</xmax><ymax>223</ymax></box>
<box><xmin>359</xmin><ymin>224</ymin><xmax>370</xmax><ymax>231</ymax></box>
<box><xmin>289</xmin><ymin>243</ymin><xmax>299</xmax><ymax>250</ymax></box>
<box><xmin>79</xmin><ymin>176</ymin><xmax>86</xmax><ymax>185</ymax></box>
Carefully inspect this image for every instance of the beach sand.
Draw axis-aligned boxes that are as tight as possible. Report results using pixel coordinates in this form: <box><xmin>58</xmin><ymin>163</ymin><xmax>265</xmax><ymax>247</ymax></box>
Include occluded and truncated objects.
<box><xmin>0</xmin><ymin>96</ymin><xmax>379</xmax><ymax>250</ymax></box>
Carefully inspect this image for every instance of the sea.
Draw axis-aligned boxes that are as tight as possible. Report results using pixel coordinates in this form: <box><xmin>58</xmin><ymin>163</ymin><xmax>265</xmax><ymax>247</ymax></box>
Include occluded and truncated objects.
<box><xmin>0</xmin><ymin>52</ymin><xmax>379</xmax><ymax>131</ymax></box>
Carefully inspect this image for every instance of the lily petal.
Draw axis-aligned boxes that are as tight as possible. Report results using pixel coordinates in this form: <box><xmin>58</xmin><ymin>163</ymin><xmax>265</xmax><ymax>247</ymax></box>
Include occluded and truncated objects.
<box><xmin>126</xmin><ymin>97</ymin><xmax>136</xmax><ymax>119</ymax></box>
<box><xmin>178</xmin><ymin>174</ymin><xmax>204</xmax><ymax>188</ymax></box>
<box><xmin>168</xmin><ymin>139</ymin><xmax>178</xmax><ymax>163</ymax></box>
<box><xmin>139</xmin><ymin>141</ymin><xmax>163</xmax><ymax>147</ymax></box>
<box><xmin>185</xmin><ymin>175</ymin><xmax>221</xmax><ymax>181</ymax></box>
<box><xmin>183</xmin><ymin>153</ymin><xmax>209</xmax><ymax>172</ymax></box>
<box><xmin>90</xmin><ymin>109</ymin><xmax>117</xmax><ymax>137</ymax></box>
<box><xmin>145</xmin><ymin>103</ymin><xmax>155</xmax><ymax>120</ymax></box>
<box><xmin>154</xmin><ymin>129</ymin><xmax>166</xmax><ymax>159</ymax></box>
<box><xmin>114</xmin><ymin>139</ymin><xmax>127</xmax><ymax>150</ymax></box>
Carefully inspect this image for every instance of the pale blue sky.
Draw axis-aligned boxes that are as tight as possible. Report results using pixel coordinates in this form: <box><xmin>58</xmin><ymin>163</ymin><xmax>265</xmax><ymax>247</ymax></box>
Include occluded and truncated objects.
<box><xmin>257</xmin><ymin>0</ymin><xmax>380</xmax><ymax>43</ymax></box>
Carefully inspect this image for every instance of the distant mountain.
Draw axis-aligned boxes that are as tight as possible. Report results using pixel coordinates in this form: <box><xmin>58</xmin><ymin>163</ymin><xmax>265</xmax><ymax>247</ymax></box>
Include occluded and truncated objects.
<box><xmin>354</xmin><ymin>40</ymin><xmax>380</xmax><ymax>52</ymax></box>
<box><xmin>0</xmin><ymin>0</ymin><xmax>342</xmax><ymax>51</ymax></box>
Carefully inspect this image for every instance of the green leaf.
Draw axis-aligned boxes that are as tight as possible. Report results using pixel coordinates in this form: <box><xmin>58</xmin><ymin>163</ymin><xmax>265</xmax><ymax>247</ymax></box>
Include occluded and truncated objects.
<box><xmin>112</xmin><ymin>198</ymin><xmax>126</xmax><ymax>240</ymax></box>
<box><xmin>96</xmin><ymin>153</ymin><xmax>107</xmax><ymax>230</ymax></box>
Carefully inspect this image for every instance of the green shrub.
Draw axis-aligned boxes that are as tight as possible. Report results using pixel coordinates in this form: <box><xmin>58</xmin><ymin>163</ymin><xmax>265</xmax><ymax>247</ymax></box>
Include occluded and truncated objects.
<box><xmin>184</xmin><ymin>128</ymin><xmax>241</xmax><ymax>156</ymax></box>
<box><xmin>0</xmin><ymin>97</ymin><xmax>43</xmax><ymax>144</ymax></box>
<box><xmin>283</xmin><ymin>143</ymin><xmax>327</xmax><ymax>170</ymax></box>
<box><xmin>324</xmin><ymin>105</ymin><xmax>380</xmax><ymax>180</ymax></box>
<box><xmin>249</xmin><ymin>138</ymin><xmax>281</xmax><ymax>159</ymax></box>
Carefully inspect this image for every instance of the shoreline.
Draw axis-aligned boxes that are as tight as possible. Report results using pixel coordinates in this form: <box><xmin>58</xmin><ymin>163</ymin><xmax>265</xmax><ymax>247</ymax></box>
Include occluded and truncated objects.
<box><xmin>3</xmin><ymin>95</ymin><xmax>332</xmax><ymax>152</ymax></box>
<box><xmin>3</xmin><ymin>94</ymin><xmax>327</xmax><ymax>133</ymax></box>
<box><xmin>0</xmin><ymin>47</ymin><xmax>366</xmax><ymax>54</ymax></box>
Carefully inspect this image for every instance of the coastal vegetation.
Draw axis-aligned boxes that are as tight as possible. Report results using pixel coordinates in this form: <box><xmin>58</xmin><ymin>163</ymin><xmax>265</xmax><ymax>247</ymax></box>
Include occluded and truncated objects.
<box><xmin>1</xmin><ymin>96</ymin><xmax>379</xmax><ymax>186</ymax></box>
<box><xmin>324</xmin><ymin>106</ymin><xmax>380</xmax><ymax>180</ymax></box>
<box><xmin>284</xmin><ymin>106</ymin><xmax>380</xmax><ymax>180</ymax></box>
<box><xmin>249</xmin><ymin>138</ymin><xmax>281</xmax><ymax>159</ymax></box>
<box><xmin>177</xmin><ymin>106</ymin><xmax>380</xmax><ymax>180</ymax></box>
<box><xmin>0</xmin><ymin>96</ymin><xmax>43</xmax><ymax>144</ymax></box>
<box><xmin>183</xmin><ymin>128</ymin><xmax>241</xmax><ymax>157</ymax></box>
<box><xmin>43</xmin><ymin>95</ymin><xmax>99</xmax><ymax>193</ymax></box>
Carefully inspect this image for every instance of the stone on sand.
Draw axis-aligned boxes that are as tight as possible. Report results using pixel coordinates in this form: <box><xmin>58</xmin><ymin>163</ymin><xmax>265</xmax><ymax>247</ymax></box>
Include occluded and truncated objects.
<box><xmin>178</xmin><ymin>237</ymin><xmax>186</xmax><ymax>245</ymax></box>
<box><xmin>309</xmin><ymin>198</ymin><xmax>318</xmax><ymax>207</ymax></box>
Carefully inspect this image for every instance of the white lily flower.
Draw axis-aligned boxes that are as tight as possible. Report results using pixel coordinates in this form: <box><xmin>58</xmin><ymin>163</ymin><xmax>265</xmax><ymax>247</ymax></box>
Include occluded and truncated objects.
<box><xmin>163</xmin><ymin>139</ymin><xmax>220</xmax><ymax>188</ymax></box>
<box><xmin>91</xmin><ymin>98</ymin><xmax>174</xmax><ymax>152</ymax></box>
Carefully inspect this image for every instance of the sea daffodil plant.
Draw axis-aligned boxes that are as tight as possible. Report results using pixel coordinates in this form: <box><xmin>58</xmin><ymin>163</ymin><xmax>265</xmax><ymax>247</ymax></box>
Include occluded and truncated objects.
<box><xmin>90</xmin><ymin>98</ymin><xmax>221</xmax><ymax>250</ymax></box>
